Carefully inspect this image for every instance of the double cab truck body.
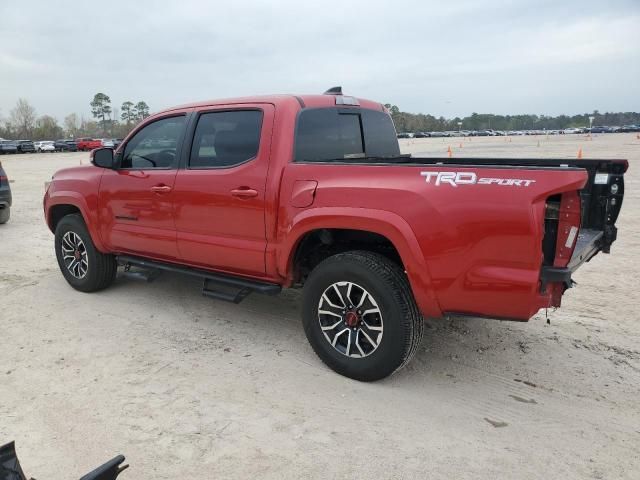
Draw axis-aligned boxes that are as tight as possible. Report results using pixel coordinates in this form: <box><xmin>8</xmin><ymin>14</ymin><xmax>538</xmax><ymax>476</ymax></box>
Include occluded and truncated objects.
<box><xmin>44</xmin><ymin>89</ymin><xmax>627</xmax><ymax>380</ymax></box>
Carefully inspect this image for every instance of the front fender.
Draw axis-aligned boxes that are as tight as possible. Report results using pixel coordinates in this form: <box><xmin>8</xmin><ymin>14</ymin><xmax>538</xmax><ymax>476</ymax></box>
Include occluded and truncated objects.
<box><xmin>45</xmin><ymin>190</ymin><xmax>107</xmax><ymax>253</ymax></box>
<box><xmin>277</xmin><ymin>207</ymin><xmax>442</xmax><ymax>317</ymax></box>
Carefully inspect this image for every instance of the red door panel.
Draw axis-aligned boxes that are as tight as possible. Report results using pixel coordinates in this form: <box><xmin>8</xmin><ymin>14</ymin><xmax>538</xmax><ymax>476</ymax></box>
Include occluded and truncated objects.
<box><xmin>98</xmin><ymin>169</ymin><xmax>179</xmax><ymax>259</ymax></box>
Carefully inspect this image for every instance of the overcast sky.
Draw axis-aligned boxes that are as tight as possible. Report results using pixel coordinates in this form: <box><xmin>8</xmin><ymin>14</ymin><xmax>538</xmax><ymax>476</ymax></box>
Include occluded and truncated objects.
<box><xmin>1</xmin><ymin>0</ymin><xmax>639</xmax><ymax>121</ymax></box>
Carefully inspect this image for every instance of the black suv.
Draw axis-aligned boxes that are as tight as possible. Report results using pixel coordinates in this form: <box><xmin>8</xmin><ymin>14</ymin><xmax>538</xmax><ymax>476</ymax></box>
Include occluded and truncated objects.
<box><xmin>0</xmin><ymin>140</ymin><xmax>18</xmax><ymax>154</ymax></box>
<box><xmin>64</xmin><ymin>140</ymin><xmax>79</xmax><ymax>152</ymax></box>
<box><xmin>54</xmin><ymin>139</ymin><xmax>73</xmax><ymax>152</ymax></box>
<box><xmin>16</xmin><ymin>140</ymin><xmax>35</xmax><ymax>153</ymax></box>
<box><xmin>0</xmin><ymin>161</ymin><xmax>11</xmax><ymax>224</ymax></box>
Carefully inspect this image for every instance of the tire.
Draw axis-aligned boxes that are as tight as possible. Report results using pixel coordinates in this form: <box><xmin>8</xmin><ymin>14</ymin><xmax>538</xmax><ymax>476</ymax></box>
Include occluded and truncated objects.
<box><xmin>302</xmin><ymin>251</ymin><xmax>423</xmax><ymax>381</ymax></box>
<box><xmin>54</xmin><ymin>214</ymin><xmax>117</xmax><ymax>292</ymax></box>
<box><xmin>0</xmin><ymin>207</ymin><xmax>9</xmax><ymax>224</ymax></box>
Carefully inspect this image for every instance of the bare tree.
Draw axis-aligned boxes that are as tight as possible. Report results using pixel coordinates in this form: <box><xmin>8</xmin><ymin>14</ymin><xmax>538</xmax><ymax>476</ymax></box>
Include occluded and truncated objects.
<box><xmin>10</xmin><ymin>98</ymin><xmax>36</xmax><ymax>138</ymax></box>
<box><xmin>64</xmin><ymin>113</ymin><xmax>79</xmax><ymax>138</ymax></box>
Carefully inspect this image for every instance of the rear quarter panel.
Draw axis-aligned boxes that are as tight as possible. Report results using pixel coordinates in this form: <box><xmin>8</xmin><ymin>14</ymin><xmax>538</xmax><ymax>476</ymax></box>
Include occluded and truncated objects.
<box><xmin>278</xmin><ymin>163</ymin><xmax>587</xmax><ymax>320</ymax></box>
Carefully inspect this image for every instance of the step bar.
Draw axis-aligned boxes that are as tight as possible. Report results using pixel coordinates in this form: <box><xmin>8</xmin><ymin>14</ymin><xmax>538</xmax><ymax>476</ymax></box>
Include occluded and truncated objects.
<box><xmin>116</xmin><ymin>255</ymin><xmax>281</xmax><ymax>304</ymax></box>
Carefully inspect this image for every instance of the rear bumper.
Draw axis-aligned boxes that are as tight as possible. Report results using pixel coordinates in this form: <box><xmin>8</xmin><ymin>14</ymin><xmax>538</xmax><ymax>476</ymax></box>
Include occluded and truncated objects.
<box><xmin>540</xmin><ymin>228</ymin><xmax>604</xmax><ymax>289</ymax></box>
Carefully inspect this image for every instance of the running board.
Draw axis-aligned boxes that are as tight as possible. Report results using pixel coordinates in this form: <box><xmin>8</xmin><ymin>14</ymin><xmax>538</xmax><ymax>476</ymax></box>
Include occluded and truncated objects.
<box><xmin>116</xmin><ymin>255</ymin><xmax>281</xmax><ymax>303</ymax></box>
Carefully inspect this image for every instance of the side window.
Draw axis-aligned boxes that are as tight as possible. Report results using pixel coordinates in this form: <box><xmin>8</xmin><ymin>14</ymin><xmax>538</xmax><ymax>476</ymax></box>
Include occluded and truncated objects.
<box><xmin>189</xmin><ymin>110</ymin><xmax>262</xmax><ymax>168</ymax></box>
<box><xmin>295</xmin><ymin>109</ymin><xmax>364</xmax><ymax>162</ymax></box>
<box><xmin>294</xmin><ymin>108</ymin><xmax>400</xmax><ymax>162</ymax></box>
<box><xmin>121</xmin><ymin>116</ymin><xmax>186</xmax><ymax>169</ymax></box>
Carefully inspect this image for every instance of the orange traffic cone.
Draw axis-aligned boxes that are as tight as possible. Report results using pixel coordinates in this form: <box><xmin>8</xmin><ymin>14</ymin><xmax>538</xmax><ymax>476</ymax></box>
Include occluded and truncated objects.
<box><xmin>577</xmin><ymin>147</ymin><xmax>583</xmax><ymax>159</ymax></box>
<box><xmin>447</xmin><ymin>145</ymin><xmax>452</xmax><ymax>158</ymax></box>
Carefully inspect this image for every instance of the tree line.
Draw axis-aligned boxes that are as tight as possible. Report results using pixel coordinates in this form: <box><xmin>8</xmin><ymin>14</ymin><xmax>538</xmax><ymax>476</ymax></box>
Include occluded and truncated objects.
<box><xmin>3</xmin><ymin>96</ymin><xmax>638</xmax><ymax>140</ymax></box>
<box><xmin>0</xmin><ymin>93</ymin><xmax>151</xmax><ymax>140</ymax></box>
<box><xmin>384</xmin><ymin>104</ymin><xmax>640</xmax><ymax>133</ymax></box>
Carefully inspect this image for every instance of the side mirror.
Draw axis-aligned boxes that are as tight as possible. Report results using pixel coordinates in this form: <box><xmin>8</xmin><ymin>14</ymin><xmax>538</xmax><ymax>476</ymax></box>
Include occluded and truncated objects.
<box><xmin>92</xmin><ymin>148</ymin><xmax>115</xmax><ymax>169</ymax></box>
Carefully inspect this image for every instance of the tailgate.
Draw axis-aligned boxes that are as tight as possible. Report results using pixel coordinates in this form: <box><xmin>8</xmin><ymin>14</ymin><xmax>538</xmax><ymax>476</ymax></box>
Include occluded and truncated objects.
<box><xmin>540</xmin><ymin>159</ymin><xmax>627</xmax><ymax>305</ymax></box>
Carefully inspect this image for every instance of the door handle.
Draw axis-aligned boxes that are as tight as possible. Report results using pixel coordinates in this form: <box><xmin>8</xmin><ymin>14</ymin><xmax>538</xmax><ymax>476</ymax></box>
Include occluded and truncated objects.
<box><xmin>150</xmin><ymin>185</ymin><xmax>172</xmax><ymax>194</ymax></box>
<box><xmin>231</xmin><ymin>188</ymin><xmax>258</xmax><ymax>198</ymax></box>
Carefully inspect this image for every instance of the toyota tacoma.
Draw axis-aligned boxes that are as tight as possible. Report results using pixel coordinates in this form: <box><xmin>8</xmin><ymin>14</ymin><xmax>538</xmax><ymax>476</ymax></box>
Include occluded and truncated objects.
<box><xmin>43</xmin><ymin>88</ymin><xmax>627</xmax><ymax>381</ymax></box>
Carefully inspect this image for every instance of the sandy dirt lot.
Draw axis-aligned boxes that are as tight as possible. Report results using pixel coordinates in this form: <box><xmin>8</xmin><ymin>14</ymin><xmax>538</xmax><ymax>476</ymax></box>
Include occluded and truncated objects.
<box><xmin>1</xmin><ymin>134</ymin><xmax>639</xmax><ymax>479</ymax></box>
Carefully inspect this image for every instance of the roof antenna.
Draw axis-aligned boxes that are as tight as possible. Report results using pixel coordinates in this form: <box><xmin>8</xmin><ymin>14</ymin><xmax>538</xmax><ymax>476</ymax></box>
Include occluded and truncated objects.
<box><xmin>323</xmin><ymin>86</ymin><xmax>342</xmax><ymax>95</ymax></box>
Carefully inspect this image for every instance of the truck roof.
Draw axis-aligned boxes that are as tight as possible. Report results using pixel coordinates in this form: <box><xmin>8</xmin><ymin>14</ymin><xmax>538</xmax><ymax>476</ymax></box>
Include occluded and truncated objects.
<box><xmin>157</xmin><ymin>93</ymin><xmax>385</xmax><ymax>116</ymax></box>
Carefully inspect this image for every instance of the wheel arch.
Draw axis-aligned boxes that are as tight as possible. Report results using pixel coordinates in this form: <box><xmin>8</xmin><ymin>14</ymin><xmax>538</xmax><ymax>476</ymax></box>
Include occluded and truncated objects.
<box><xmin>278</xmin><ymin>207</ymin><xmax>441</xmax><ymax>317</ymax></box>
<box><xmin>46</xmin><ymin>193</ymin><xmax>107</xmax><ymax>252</ymax></box>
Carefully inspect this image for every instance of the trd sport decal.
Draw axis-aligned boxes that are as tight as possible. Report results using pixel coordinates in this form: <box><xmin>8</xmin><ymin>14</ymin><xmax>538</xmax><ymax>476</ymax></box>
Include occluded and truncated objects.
<box><xmin>421</xmin><ymin>171</ymin><xmax>536</xmax><ymax>187</ymax></box>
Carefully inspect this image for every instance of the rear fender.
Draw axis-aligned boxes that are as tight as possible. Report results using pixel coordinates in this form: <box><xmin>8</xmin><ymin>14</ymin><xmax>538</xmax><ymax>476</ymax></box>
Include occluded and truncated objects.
<box><xmin>278</xmin><ymin>207</ymin><xmax>442</xmax><ymax>317</ymax></box>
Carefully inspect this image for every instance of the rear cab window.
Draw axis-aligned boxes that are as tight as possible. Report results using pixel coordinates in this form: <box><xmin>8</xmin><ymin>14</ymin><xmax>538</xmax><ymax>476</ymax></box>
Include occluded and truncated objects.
<box><xmin>294</xmin><ymin>108</ymin><xmax>400</xmax><ymax>162</ymax></box>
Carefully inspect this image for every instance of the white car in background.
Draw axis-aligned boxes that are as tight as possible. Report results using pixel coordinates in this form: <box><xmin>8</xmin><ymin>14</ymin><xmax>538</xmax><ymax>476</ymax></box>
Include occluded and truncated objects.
<box><xmin>35</xmin><ymin>141</ymin><xmax>55</xmax><ymax>152</ymax></box>
<box><xmin>563</xmin><ymin>128</ymin><xmax>582</xmax><ymax>134</ymax></box>
<box><xmin>100</xmin><ymin>138</ymin><xmax>115</xmax><ymax>148</ymax></box>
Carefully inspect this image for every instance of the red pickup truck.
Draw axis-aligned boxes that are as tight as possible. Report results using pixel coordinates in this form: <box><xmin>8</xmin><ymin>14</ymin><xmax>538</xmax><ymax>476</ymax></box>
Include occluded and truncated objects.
<box><xmin>75</xmin><ymin>138</ymin><xmax>103</xmax><ymax>151</ymax></box>
<box><xmin>44</xmin><ymin>88</ymin><xmax>627</xmax><ymax>380</ymax></box>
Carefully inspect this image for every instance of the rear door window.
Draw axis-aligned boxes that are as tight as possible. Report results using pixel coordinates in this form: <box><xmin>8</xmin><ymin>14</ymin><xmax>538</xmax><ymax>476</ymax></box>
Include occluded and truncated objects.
<box><xmin>189</xmin><ymin>110</ymin><xmax>263</xmax><ymax>168</ymax></box>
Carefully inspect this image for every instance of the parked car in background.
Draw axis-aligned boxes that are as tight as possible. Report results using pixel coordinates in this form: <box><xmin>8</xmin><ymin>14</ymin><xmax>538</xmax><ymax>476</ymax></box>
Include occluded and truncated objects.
<box><xmin>113</xmin><ymin>138</ymin><xmax>123</xmax><ymax>149</ymax></box>
<box><xmin>75</xmin><ymin>138</ymin><xmax>103</xmax><ymax>151</ymax></box>
<box><xmin>472</xmin><ymin>130</ymin><xmax>492</xmax><ymax>136</ymax></box>
<box><xmin>35</xmin><ymin>141</ymin><xmax>56</xmax><ymax>152</ymax></box>
<box><xmin>0</xmin><ymin>140</ymin><xmax>18</xmax><ymax>154</ymax></box>
<box><xmin>0</xmin><ymin>160</ymin><xmax>11</xmax><ymax>224</ymax></box>
<box><xmin>620</xmin><ymin>125</ymin><xmax>640</xmax><ymax>132</ymax></box>
<box><xmin>101</xmin><ymin>139</ymin><xmax>115</xmax><ymax>148</ymax></box>
<box><xmin>65</xmin><ymin>140</ymin><xmax>79</xmax><ymax>152</ymax></box>
<box><xmin>53</xmin><ymin>140</ymin><xmax>73</xmax><ymax>152</ymax></box>
<box><xmin>396</xmin><ymin>133</ymin><xmax>412</xmax><ymax>139</ymax></box>
<box><xmin>590</xmin><ymin>126</ymin><xmax>608</xmax><ymax>134</ymax></box>
<box><xmin>429</xmin><ymin>131</ymin><xmax>449</xmax><ymax>137</ymax></box>
<box><xmin>16</xmin><ymin>140</ymin><xmax>35</xmax><ymax>153</ymax></box>
<box><xmin>413</xmin><ymin>132</ymin><xmax>430</xmax><ymax>138</ymax></box>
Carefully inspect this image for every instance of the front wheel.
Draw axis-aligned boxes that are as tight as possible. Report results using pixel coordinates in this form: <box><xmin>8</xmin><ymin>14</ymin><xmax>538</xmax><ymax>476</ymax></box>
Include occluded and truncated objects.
<box><xmin>54</xmin><ymin>214</ymin><xmax>117</xmax><ymax>292</ymax></box>
<box><xmin>302</xmin><ymin>251</ymin><xmax>423</xmax><ymax>381</ymax></box>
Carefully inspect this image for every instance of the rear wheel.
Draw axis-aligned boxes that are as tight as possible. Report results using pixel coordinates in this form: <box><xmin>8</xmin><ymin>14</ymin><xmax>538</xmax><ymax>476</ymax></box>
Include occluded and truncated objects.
<box><xmin>54</xmin><ymin>214</ymin><xmax>117</xmax><ymax>292</ymax></box>
<box><xmin>302</xmin><ymin>251</ymin><xmax>423</xmax><ymax>381</ymax></box>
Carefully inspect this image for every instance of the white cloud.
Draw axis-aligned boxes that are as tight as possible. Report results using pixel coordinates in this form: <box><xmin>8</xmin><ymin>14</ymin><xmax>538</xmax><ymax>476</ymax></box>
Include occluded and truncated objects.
<box><xmin>0</xmin><ymin>0</ymin><xmax>638</xmax><ymax>118</ymax></box>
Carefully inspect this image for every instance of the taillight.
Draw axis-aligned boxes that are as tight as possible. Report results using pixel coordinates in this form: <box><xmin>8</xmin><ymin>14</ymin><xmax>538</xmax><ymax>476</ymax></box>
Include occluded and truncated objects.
<box><xmin>542</xmin><ymin>190</ymin><xmax>582</xmax><ymax>307</ymax></box>
<box><xmin>553</xmin><ymin>191</ymin><xmax>581</xmax><ymax>268</ymax></box>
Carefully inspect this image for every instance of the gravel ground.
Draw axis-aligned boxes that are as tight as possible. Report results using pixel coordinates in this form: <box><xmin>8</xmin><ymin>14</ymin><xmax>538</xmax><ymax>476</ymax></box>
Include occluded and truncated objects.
<box><xmin>1</xmin><ymin>133</ymin><xmax>639</xmax><ymax>479</ymax></box>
